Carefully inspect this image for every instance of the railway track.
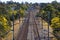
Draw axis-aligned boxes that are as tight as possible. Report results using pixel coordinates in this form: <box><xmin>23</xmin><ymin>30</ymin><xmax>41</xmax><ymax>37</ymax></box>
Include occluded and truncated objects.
<box><xmin>33</xmin><ymin>17</ymin><xmax>40</xmax><ymax>40</ymax></box>
<box><xmin>29</xmin><ymin>11</ymin><xmax>40</xmax><ymax>40</ymax></box>
<box><xmin>16</xmin><ymin>10</ymin><xmax>41</xmax><ymax>40</ymax></box>
<box><xmin>16</xmin><ymin>13</ymin><xmax>30</xmax><ymax>40</ymax></box>
<box><xmin>16</xmin><ymin>8</ymin><xmax>54</xmax><ymax>40</ymax></box>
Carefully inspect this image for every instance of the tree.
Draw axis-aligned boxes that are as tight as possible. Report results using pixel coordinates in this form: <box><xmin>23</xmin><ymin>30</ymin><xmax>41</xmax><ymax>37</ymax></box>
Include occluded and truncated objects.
<box><xmin>0</xmin><ymin>15</ymin><xmax>11</xmax><ymax>38</ymax></box>
<box><xmin>18</xmin><ymin>8</ymin><xmax>25</xmax><ymax>17</ymax></box>
<box><xmin>51</xmin><ymin>17</ymin><xmax>60</xmax><ymax>40</ymax></box>
<box><xmin>51</xmin><ymin>17</ymin><xmax>60</xmax><ymax>29</ymax></box>
<box><xmin>0</xmin><ymin>3</ymin><xmax>11</xmax><ymax>38</ymax></box>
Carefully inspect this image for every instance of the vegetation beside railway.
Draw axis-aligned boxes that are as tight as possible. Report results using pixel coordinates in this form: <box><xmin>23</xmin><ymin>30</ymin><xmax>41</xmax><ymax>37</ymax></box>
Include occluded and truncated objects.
<box><xmin>0</xmin><ymin>0</ymin><xmax>60</xmax><ymax>40</ymax></box>
<box><xmin>0</xmin><ymin>1</ymin><xmax>29</xmax><ymax>40</ymax></box>
<box><xmin>36</xmin><ymin>1</ymin><xmax>60</xmax><ymax>40</ymax></box>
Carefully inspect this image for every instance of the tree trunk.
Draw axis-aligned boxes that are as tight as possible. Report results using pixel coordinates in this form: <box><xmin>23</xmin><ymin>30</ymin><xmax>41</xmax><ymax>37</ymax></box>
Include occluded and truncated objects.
<box><xmin>0</xmin><ymin>37</ymin><xmax>2</xmax><ymax>40</ymax></box>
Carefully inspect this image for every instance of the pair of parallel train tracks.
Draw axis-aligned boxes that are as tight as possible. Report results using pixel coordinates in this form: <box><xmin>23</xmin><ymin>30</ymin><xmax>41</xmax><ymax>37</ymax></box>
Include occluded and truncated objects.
<box><xmin>16</xmin><ymin>12</ymin><xmax>40</xmax><ymax>40</ymax></box>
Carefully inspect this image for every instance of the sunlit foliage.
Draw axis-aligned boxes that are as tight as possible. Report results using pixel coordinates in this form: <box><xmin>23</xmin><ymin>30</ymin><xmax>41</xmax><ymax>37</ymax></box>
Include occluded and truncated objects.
<box><xmin>0</xmin><ymin>15</ymin><xmax>11</xmax><ymax>37</ymax></box>
<box><xmin>51</xmin><ymin>17</ymin><xmax>60</xmax><ymax>29</ymax></box>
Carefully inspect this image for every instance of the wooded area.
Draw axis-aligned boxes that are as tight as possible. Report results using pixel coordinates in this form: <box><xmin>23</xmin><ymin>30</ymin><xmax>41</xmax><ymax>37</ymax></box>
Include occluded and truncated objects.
<box><xmin>0</xmin><ymin>0</ymin><xmax>60</xmax><ymax>40</ymax></box>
